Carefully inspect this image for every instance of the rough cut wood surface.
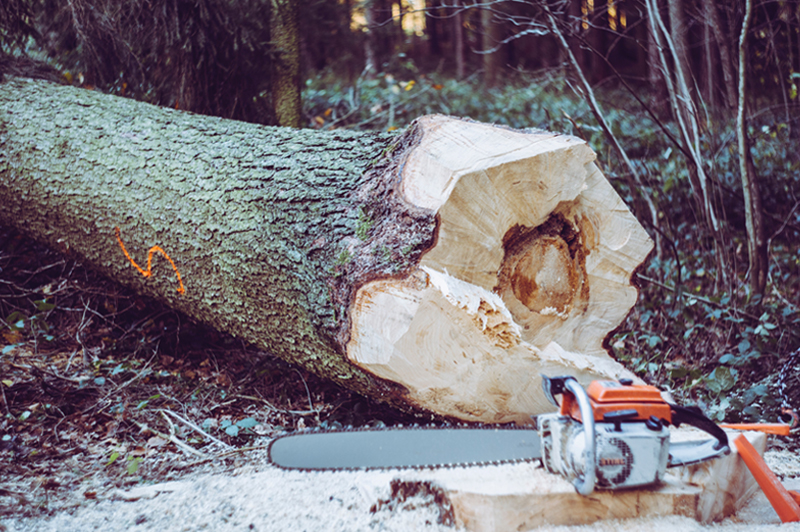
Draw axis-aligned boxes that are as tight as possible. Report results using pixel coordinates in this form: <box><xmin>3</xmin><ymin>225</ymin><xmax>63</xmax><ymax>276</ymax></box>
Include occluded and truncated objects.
<box><xmin>347</xmin><ymin>117</ymin><xmax>652</xmax><ymax>422</ymax></box>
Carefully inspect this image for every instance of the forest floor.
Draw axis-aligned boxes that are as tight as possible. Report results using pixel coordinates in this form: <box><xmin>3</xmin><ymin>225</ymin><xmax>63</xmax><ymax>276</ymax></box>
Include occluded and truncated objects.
<box><xmin>1</xmin><ymin>432</ymin><xmax>800</xmax><ymax>532</ymax></box>
<box><xmin>1</xmin><ymin>224</ymin><xmax>799</xmax><ymax>532</ymax></box>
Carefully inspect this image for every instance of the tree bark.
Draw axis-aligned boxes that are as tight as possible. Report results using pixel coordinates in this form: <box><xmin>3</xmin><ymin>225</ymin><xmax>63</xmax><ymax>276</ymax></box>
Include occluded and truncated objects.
<box><xmin>363</xmin><ymin>0</ymin><xmax>383</xmax><ymax>78</ymax></box>
<box><xmin>646</xmin><ymin>2</ymin><xmax>668</xmax><ymax>117</ymax></box>
<box><xmin>426</xmin><ymin>0</ymin><xmax>441</xmax><ymax>56</ymax></box>
<box><xmin>270</xmin><ymin>0</ymin><xmax>302</xmax><ymax>127</ymax></box>
<box><xmin>586</xmin><ymin>0</ymin><xmax>608</xmax><ymax>84</ymax></box>
<box><xmin>702</xmin><ymin>0</ymin><xmax>737</xmax><ymax>110</ymax></box>
<box><xmin>453</xmin><ymin>0</ymin><xmax>465</xmax><ymax>79</ymax></box>
<box><xmin>0</xmin><ymin>78</ymin><xmax>651</xmax><ymax>423</ymax></box>
<box><xmin>667</xmin><ymin>0</ymin><xmax>694</xmax><ymax>107</ymax></box>
<box><xmin>481</xmin><ymin>6</ymin><xmax>504</xmax><ymax>88</ymax></box>
<box><xmin>737</xmin><ymin>0</ymin><xmax>767</xmax><ymax>297</ymax></box>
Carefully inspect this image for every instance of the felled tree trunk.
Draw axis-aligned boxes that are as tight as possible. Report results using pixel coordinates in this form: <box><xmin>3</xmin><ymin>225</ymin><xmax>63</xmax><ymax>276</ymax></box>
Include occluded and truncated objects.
<box><xmin>0</xmin><ymin>78</ymin><xmax>652</xmax><ymax>424</ymax></box>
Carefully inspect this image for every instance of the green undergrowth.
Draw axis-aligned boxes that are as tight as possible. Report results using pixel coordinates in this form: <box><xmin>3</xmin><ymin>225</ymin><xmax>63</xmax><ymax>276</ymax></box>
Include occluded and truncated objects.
<box><xmin>304</xmin><ymin>65</ymin><xmax>800</xmax><ymax>422</ymax></box>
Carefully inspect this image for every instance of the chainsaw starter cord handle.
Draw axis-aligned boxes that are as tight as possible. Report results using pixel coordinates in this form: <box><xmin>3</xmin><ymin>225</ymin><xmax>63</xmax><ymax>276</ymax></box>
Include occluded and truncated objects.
<box><xmin>565</xmin><ymin>378</ymin><xmax>596</xmax><ymax>496</ymax></box>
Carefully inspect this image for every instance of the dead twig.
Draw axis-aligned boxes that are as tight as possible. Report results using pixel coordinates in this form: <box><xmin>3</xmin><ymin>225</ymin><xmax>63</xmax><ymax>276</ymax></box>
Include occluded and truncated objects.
<box><xmin>7</xmin><ymin>361</ymin><xmax>84</xmax><ymax>383</ymax></box>
<box><xmin>0</xmin><ymin>381</ymin><xmax>9</xmax><ymax>416</ymax></box>
<box><xmin>233</xmin><ymin>394</ymin><xmax>320</xmax><ymax>416</ymax></box>
<box><xmin>170</xmin><ymin>444</ymin><xmax>270</xmax><ymax>471</ymax></box>
<box><xmin>146</xmin><ymin>416</ymin><xmax>207</xmax><ymax>458</ymax></box>
<box><xmin>293</xmin><ymin>369</ymin><xmax>314</xmax><ymax>412</ymax></box>
<box><xmin>160</xmin><ymin>409</ymin><xmax>233</xmax><ymax>450</ymax></box>
<box><xmin>81</xmin><ymin>346</ymin><xmax>159</xmax><ymax>415</ymax></box>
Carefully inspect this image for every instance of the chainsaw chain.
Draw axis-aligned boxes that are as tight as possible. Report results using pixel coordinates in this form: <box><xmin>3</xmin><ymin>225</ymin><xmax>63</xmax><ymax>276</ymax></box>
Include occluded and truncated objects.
<box><xmin>267</xmin><ymin>423</ymin><xmax>541</xmax><ymax>473</ymax></box>
<box><xmin>778</xmin><ymin>347</ymin><xmax>800</xmax><ymax>412</ymax></box>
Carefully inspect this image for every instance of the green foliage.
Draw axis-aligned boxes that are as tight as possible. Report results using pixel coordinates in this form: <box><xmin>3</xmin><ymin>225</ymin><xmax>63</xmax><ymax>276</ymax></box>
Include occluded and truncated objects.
<box><xmin>304</xmin><ymin>68</ymin><xmax>598</xmax><ymax>133</ymax></box>
<box><xmin>127</xmin><ymin>456</ymin><xmax>143</xmax><ymax>475</ymax></box>
<box><xmin>334</xmin><ymin>248</ymin><xmax>352</xmax><ymax>268</ymax></box>
<box><xmin>205</xmin><ymin>416</ymin><xmax>258</xmax><ymax>439</ymax></box>
<box><xmin>614</xmin><ymin>248</ymin><xmax>799</xmax><ymax>421</ymax></box>
<box><xmin>305</xmin><ymin>67</ymin><xmax>800</xmax><ymax>424</ymax></box>
<box><xmin>106</xmin><ymin>450</ymin><xmax>120</xmax><ymax>466</ymax></box>
<box><xmin>105</xmin><ymin>449</ymin><xmax>143</xmax><ymax>475</ymax></box>
<box><xmin>0</xmin><ymin>0</ymin><xmax>40</xmax><ymax>50</ymax></box>
<box><xmin>2</xmin><ymin>298</ymin><xmax>56</xmax><ymax>354</ymax></box>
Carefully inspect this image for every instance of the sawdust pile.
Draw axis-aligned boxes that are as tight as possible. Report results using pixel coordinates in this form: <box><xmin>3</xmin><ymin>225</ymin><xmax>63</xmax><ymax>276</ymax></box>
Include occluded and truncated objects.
<box><xmin>3</xmin><ymin>447</ymin><xmax>799</xmax><ymax>532</ymax></box>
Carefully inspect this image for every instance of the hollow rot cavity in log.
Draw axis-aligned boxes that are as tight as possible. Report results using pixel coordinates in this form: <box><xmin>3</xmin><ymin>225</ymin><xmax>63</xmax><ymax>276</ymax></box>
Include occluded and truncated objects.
<box><xmin>495</xmin><ymin>213</ymin><xmax>589</xmax><ymax>321</ymax></box>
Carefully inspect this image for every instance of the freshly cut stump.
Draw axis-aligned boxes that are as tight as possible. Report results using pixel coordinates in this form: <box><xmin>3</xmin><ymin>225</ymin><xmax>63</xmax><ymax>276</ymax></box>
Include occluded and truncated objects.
<box><xmin>382</xmin><ymin>430</ymin><xmax>767</xmax><ymax>530</ymax></box>
<box><xmin>348</xmin><ymin>117</ymin><xmax>653</xmax><ymax>424</ymax></box>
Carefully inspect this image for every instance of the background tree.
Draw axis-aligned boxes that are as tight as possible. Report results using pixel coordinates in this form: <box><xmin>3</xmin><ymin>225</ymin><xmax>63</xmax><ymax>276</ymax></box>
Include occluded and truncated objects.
<box><xmin>271</xmin><ymin>0</ymin><xmax>302</xmax><ymax>127</ymax></box>
<box><xmin>481</xmin><ymin>4</ymin><xmax>506</xmax><ymax>87</ymax></box>
<box><xmin>738</xmin><ymin>0</ymin><xmax>767</xmax><ymax>297</ymax></box>
<box><xmin>1</xmin><ymin>0</ymin><xmax>275</xmax><ymax>123</ymax></box>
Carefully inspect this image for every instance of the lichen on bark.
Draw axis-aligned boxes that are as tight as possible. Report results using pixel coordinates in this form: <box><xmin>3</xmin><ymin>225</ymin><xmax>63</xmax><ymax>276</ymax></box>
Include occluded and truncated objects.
<box><xmin>0</xmin><ymin>77</ymin><xmax>432</xmax><ymax>407</ymax></box>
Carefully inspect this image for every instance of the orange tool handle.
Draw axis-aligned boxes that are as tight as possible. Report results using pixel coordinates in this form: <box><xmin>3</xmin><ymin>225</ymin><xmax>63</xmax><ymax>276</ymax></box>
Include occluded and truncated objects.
<box><xmin>733</xmin><ymin>433</ymin><xmax>800</xmax><ymax>523</ymax></box>
<box><xmin>720</xmin><ymin>423</ymin><xmax>792</xmax><ymax>436</ymax></box>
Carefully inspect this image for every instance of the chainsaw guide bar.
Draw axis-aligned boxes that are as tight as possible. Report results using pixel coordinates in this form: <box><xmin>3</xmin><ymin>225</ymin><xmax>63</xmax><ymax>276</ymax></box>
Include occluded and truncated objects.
<box><xmin>267</xmin><ymin>425</ymin><xmax>542</xmax><ymax>472</ymax></box>
<box><xmin>267</xmin><ymin>377</ymin><xmax>731</xmax><ymax>497</ymax></box>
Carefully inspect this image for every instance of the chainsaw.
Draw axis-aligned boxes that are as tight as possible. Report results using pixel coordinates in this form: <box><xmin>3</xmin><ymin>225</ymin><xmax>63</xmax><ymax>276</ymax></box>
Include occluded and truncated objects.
<box><xmin>268</xmin><ymin>376</ymin><xmax>730</xmax><ymax>495</ymax></box>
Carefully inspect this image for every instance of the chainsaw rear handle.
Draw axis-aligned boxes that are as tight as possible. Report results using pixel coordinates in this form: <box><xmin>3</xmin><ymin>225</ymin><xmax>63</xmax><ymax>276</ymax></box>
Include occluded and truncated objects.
<box><xmin>666</xmin><ymin>403</ymin><xmax>730</xmax><ymax>467</ymax></box>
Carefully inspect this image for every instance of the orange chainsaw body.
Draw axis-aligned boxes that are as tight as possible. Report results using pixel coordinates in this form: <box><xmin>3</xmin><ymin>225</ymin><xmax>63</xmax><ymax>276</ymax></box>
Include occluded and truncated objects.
<box><xmin>560</xmin><ymin>380</ymin><xmax>673</xmax><ymax>425</ymax></box>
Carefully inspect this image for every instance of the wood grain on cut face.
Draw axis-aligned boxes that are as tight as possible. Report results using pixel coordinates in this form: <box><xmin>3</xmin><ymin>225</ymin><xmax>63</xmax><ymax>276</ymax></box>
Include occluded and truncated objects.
<box><xmin>347</xmin><ymin>267</ymin><xmax>638</xmax><ymax>424</ymax></box>
<box><xmin>347</xmin><ymin>116</ymin><xmax>653</xmax><ymax>422</ymax></box>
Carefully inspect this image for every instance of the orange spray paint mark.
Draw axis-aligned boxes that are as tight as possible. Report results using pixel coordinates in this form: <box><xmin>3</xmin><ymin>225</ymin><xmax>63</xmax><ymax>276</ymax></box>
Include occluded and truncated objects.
<box><xmin>115</xmin><ymin>227</ymin><xmax>185</xmax><ymax>295</ymax></box>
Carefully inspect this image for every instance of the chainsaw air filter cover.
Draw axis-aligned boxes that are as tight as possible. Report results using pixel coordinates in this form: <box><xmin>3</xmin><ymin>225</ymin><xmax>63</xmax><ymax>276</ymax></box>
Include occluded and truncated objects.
<box><xmin>539</xmin><ymin>413</ymin><xmax>670</xmax><ymax>489</ymax></box>
<box><xmin>539</xmin><ymin>379</ymin><xmax>671</xmax><ymax>490</ymax></box>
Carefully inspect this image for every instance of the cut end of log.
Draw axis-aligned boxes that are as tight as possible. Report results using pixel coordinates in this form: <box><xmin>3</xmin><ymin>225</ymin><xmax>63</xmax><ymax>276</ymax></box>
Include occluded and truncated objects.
<box><xmin>346</xmin><ymin>116</ymin><xmax>653</xmax><ymax>423</ymax></box>
<box><xmin>347</xmin><ymin>267</ymin><xmax>639</xmax><ymax>424</ymax></box>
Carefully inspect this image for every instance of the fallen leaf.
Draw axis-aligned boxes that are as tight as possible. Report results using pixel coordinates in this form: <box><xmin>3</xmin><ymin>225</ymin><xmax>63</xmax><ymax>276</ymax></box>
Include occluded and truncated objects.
<box><xmin>2</xmin><ymin>329</ymin><xmax>22</xmax><ymax>344</ymax></box>
<box><xmin>130</xmin><ymin>446</ymin><xmax>146</xmax><ymax>456</ymax></box>
<box><xmin>147</xmin><ymin>436</ymin><xmax>166</xmax><ymax>448</ymax></box>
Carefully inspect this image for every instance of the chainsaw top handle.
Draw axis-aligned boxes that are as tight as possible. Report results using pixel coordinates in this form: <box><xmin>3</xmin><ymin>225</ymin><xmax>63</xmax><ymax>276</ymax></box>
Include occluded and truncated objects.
<box><xmin>563</xmin><ymin>378</ymin><xmax>596</xmax><ymax>495</ymax></box>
